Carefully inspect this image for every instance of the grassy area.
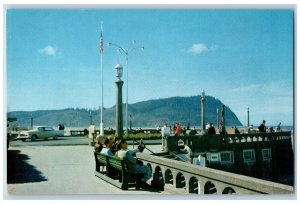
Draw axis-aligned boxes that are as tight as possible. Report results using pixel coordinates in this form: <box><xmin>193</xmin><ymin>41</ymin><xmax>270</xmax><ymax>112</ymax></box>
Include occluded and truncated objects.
<box><xmin>124</xmin><ymin>133</ymin><xmax>161</xmax><ymax>140</ymax></box>
<box><xmin>104</xmin><ymin>133</ymin><xmax>161</xmax><ymax>140</ymax></box>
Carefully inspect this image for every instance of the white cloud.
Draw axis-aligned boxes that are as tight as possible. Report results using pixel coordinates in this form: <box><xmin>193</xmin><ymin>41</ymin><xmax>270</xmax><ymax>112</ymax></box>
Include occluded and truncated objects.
<box><xmin>39</xmin><ymin>45</ymin><xmax>57</xmax><ymax>56</ymax></box>
<box><xmin>187</xmin><ymin>43</ymin><xmax>208</xmax><ymax>55</ymax></box>
<box><xmin>186</xmin><ymin>43</ymin><xmax>218</xmax><ymax>55</ymax></box>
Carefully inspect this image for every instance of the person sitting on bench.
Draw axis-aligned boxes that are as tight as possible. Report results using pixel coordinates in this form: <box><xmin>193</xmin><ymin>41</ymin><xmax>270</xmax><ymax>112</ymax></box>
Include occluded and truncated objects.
<box><xmin>115</xmin><ymin>139</ymin><xmax>152</xmax><ymax>188</ymax></box>
<box><xmin>101</xmin><ymin>136</ymin><xmax>116</xmax><ymax>156</ymax></box>
<box><xmin>94</xmin><ymin>136</ymin><xmax>104</xmax><ymax>152</ymax></box>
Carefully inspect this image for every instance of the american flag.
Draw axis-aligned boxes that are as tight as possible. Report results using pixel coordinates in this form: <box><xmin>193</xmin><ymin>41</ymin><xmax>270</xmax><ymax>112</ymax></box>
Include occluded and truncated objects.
<box><xmin>100</xmin><ymin>22</ymin><xmax>104</xmax><ymax>54</ymax></box>
<box><xmin>100</xmin><ymin>30</ymin><xmax>103</xmax><ymax>54</ymax></box>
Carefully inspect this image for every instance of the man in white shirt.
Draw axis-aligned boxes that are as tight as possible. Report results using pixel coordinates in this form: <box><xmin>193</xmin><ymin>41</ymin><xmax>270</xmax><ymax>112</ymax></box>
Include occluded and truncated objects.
<box><xmin>161</xmin><ymin>123</ymin><xmax>170</xmax><ymax>151</ymax></box>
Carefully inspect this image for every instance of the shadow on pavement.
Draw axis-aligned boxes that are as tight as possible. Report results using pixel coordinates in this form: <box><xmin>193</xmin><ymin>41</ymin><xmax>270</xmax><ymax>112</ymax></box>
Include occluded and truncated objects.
<box><xmin>7</xmin><ymin>150</ymin><xmax>48</xmax><ymax>184</ymax></box>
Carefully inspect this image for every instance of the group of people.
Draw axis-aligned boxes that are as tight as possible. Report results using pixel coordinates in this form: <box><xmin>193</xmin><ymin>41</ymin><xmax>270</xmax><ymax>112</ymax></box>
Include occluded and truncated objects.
<box><xmin>257</xmin><ymin>120</ymin><xmax>282</xmax><ymax>133</ymax></box>
<box><xmin>160</xmin><ymin>122</ymin><xmax>184</xmax><ymax>150</ymax></box>
<box><xmin>161</xmin><ymin>122</ymin><xmax>193</xmax><ymax>160</ymax></box>
<box><xmin>206</xmin><ymin>120</ymin><xmax>282</xmax><ymax>134</ymax></box>
<box><xmin>94</xmin><ymin>119</ymin><xmax>283</xmax><ymax>189</ymax></box>
<box><xmin>161</xmin><ymin>122</ymin><xmax>186</xmax><ymax>137</ymax></box>
<box><xmin>161</xmin><ymin>120</ymin><xmax>282</xmax><ymax>136</ymax></box>
<box><xmin>94</xmin><ymin>135</ymin><xmax>152</xmax><ymax>189</ymax></box>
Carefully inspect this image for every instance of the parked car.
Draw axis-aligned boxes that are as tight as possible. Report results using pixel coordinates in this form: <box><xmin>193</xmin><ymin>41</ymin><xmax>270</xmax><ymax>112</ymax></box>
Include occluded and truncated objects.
<box><xmin>18</xmin><ymin>126</ymin><xmax>64</xmax><ymax>141</ymax></box>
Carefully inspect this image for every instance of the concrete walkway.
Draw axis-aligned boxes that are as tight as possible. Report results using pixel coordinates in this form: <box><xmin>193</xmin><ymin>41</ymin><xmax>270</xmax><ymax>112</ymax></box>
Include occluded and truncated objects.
<box><xmin>5</xmin><ymin>144</ymin><xmax>170</xmax><ymax>199</ymax></box>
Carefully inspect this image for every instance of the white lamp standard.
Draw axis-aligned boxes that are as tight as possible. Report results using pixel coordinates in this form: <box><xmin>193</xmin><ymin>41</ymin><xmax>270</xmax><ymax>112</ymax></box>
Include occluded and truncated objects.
<box><xmin>108</xmin><ymin>40</ymin><xmax>144</xmax><ymax>135</ymax></box>
<box><xmin>115</xmin><ymin>63</ymin><xmax>123</xmax><ymax>80</ymax></box>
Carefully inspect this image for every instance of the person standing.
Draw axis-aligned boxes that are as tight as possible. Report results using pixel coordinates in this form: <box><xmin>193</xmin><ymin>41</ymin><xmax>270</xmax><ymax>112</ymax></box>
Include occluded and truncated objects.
<box><xmin>161</xmin><ymin>123</ymin><xmax>170</xmax><ymax>151</ymax></box>
<box><xmin>174</xmin><ymin>122</ymin><xmax>182</xmax><ymax>136</ymax></box>
<box><xmin>58</xmin><ymin>123</ymin><xmax>63</xmax><ymax>130</ymax></box>
<box><xmin>248</xmin><ymin>124</ymin><xmax>254</xmax><ymax>133</ymax></box>
<box><xmin>207</xmin><ymin>123</ymin><xmax>216</xmax><ymax>135</ymax></box>
<box><xmin>234</xmin><ymin>126</ymin><xmax>240</xmax><ymax>134</ymax></box>
<box><xmin>258</xmin><ymin>120</ymin><xmax>267</xmax><ymax>132</ymax></box>
<box><xmin>172</xmin><ymin>123</ymin><xmax>176</xmax><ymax>134</ymax></box>
<box><xmin>187</xmin><ymin>123</ymin><xmax>190</xmax><ymax>130</ymax></box>
<box><xmin>277</xmin><ymin>122</ymin><xmax>282</xmax><ymax>131</ymax></box>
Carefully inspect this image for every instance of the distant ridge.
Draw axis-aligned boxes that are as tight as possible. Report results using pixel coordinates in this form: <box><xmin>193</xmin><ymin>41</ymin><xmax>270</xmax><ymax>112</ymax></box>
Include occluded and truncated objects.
<box><xmin>7</xmin><ymin>95</ymin><xmax>242</xmax><ymax>128</ymax></box>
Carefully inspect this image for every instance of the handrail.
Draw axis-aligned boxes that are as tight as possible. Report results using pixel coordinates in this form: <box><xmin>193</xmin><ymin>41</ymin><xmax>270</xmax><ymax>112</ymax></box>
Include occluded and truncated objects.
<box><xmin>134</xmin><ymin>131</ymin><xmax>293</xmax><ymax>194</ymax></box>
<box><xmin>165</xmin><ymin>131</ymin><xmax>292</xmax><ymax>152</ymax></box>
<box><xmin>137</xmin><ymin>152</ymin><xmax>294</xmax><ymax>194</ymax></box>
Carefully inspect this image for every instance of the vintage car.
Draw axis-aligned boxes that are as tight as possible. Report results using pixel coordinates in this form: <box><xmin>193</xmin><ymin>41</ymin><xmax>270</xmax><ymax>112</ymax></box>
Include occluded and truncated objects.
<box><xmin>18</xmin><ymin>126</ymin><xmax>64</xmax><ymax>141</ymax></box>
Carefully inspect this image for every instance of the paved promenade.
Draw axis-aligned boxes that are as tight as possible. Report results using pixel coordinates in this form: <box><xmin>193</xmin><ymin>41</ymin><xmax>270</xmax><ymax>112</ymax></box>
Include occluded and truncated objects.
<box><xmin>5</xmin><ymin>142</ymin><xmax>170</xmax><ymax>199</ymax></box>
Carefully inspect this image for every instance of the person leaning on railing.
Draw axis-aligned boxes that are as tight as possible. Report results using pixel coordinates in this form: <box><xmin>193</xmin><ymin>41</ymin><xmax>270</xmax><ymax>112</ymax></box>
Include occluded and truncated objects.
<box><xmin>177</xmin><ymin>139</ymin><xmax>193</xmax><ymax>163</ymax></box>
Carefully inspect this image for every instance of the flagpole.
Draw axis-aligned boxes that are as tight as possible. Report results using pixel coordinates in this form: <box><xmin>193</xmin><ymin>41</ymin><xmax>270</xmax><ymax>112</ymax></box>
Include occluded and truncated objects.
<box><xmin>100</xmin><ymin>22</ymin><xmax>104</xmax><ymax>136</ymax></box>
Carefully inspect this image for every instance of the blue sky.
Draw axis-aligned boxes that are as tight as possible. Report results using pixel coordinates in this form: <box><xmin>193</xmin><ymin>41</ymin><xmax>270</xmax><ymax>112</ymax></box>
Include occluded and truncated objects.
<box><xmin>5</xmin><ymin>9</ymin><xmax>294</xmax><ymax>126</ymax></box>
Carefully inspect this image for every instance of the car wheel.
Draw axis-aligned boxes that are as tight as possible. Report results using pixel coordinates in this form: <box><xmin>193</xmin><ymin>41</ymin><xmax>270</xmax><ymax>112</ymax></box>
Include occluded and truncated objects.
<box><xmin>44</xmin><ymin>138</ymin><xmax>48</xmax><ymax>141</ymax></box>
<box><xmin>31</xmin><ymin>134</ymin><xmax>37</xmax><ymax>141</ymax></box>
<box><xmin>53</xmin><ymin>136</ymin><xmax>58</xmax><ymax>140</ymax></box>
<box><xmin>21</xmin><ymin>139</ymin><xmax>26</xmax><ymax>142</ymax></box>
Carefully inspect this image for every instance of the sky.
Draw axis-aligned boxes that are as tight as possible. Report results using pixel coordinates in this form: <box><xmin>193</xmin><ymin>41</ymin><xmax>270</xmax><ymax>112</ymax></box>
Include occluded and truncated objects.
<box><xmin>5</xmin><ymin>7</ymin><xmax>294</xmax><ymax>126</ymax></box>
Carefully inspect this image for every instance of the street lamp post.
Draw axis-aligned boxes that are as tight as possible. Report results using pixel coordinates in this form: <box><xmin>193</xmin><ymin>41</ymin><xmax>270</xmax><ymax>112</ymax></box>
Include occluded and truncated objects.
<box><xmin>201</xmin><ymin>90</ymin><xmax>205</xmax><ymax>131</ymax></box>
<box><xmin>247</xmin><ymin>107</ymin><xmax>250</xmax><ymax>128</ymax></box>
<box><xmin>216</xmin><ymin>108</ymin><xmax>219</xmax><ymax>129</ymax></box>
<box><xmin>115</xmin><ymin>63</ymin><xmax>124</xmax><ymax>138</ymax></box>
<box><xmin>108</xmin><ymin>40</ymin><xmax>144</xmax><ymax>135</ymax></box>
<box><xmin>220</xmin><ymin>105</ymin><xmax>226</xmax><ymax>135</ymax></box>
<box><xmin>129</xmin><ymin>114</ymin><xmax>132</xmax><ymax>131</ymax></box>
<box><xmin>30</xmin><ymin>113</ymin><xmax>33</xmax><ymax>129</ymax></box>
<box><xmin>89</xmin><ymin>111</ymin><xmax>93</xmax><ymax>125</ymax></box>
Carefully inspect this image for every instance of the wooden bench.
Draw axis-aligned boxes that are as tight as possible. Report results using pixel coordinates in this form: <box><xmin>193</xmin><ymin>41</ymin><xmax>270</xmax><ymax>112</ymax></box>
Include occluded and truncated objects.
<box><xmin>94</xmin><ymin>151</ymin><xmax>107</xmax><ymax>173</ymax></box>
<box><xmin>94</xmin><ymin>151</ymin><xmax>144</xmax><ymax>190</ymax></box>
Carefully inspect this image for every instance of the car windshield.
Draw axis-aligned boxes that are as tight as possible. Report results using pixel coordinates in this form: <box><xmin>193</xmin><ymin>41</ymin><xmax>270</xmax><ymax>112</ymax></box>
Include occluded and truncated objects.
<box><xmin>44</xmin><ymin>127</ymin><xmax>54</xmax><ymax>131</ymax></box>
<box><xmin>36</xmin><ymin>127</ymin><xmax>54</xmax><ymax>131</ymax></box>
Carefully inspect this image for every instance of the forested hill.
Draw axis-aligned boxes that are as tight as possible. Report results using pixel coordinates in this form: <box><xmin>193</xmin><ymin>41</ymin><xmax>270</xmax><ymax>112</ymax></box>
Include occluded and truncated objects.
<box><xmin>7</xmin><ymin>95</ymin><xmax>242</xmax><ymax>128</ymax></box>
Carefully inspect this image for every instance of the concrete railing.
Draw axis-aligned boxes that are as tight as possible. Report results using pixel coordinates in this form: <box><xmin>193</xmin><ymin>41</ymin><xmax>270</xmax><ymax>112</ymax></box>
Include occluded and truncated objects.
<box><xmin>224</xmin><ymin>131</ymin><xmax>292</xmax><ymax>143</ymax></box>
<box><xmin>136</xmin><ymin>153</ymin><xmax>294</xmax><ymax>195</ymax></box>
<box><xmin>166</xmin><ymin>131</ymin><xmax>292</xmax><ymax>153</ymax></box>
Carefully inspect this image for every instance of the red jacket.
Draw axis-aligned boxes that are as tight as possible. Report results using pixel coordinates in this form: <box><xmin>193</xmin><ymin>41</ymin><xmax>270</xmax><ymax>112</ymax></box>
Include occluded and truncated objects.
<box><xmin>175</xmin><ymin>126</ymin><xmax>182</xmax><ymax>135</ymax></box>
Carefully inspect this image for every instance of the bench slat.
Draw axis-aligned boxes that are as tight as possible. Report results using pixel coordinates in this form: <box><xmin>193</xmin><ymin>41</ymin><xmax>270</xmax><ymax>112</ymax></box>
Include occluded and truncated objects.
<box><xmin>108</xmin><ymin>156</ymin><xmax>123</xmax><ymax>171</ymax></box>
<box><xmin>96</xmin><ymin>153</ymin><xmax>107</xmax><ymax>165</ymax></box>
